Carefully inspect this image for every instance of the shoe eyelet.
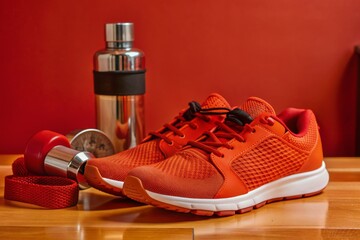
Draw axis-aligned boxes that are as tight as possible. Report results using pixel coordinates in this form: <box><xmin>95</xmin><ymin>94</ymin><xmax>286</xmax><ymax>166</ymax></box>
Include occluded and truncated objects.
<box><xmin>168</xmin><ymin>141</ymin><xmax>174</xmax><ymax>146</ymax></box>
<box><xmin>179</xmin><ymin>134</ymin><xmax>185</xmax><ymax>138</ymax></box>
<box><xmin>267</xmin><ymin>117</ymin><xmax>275</xmax><ymax>126</ymax></box>
<box><xmin>252</xmin><ymin>129</ymin><xmax>256</xmax><ymax>133</ymax></box>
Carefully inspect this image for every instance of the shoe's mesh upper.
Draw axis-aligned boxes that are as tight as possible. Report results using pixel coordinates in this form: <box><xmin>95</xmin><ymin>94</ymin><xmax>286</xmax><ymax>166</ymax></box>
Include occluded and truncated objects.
<box><xmin>102</xmin><ymin>140</ymin><xmax>164</xmax><ymax>167</ymax></box>
<box><xmin>231</xmin><ymin>137</ymin><xmax>308</xmax><ymax>191</ymax></box>
<box><xmin>151</xmin><ymin>148</ymin><xmax>216</xmax><ymax>179</ymax></box>
<box><xmin>86</xmin><ymin>140</ymin><xmax>165</xmax><ymax>181</ymax></box>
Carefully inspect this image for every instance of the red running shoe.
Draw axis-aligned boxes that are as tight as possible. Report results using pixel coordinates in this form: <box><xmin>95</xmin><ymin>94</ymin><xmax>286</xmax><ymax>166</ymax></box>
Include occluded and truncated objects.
<box><xmin>123</xmin><ymin>97</ymin><xmax>329</xmax><ymax>216</ymax></box>
<box><xmin>84</xmin><ymin>93</ymin><xmax>232</xmax><ymax>196</ymax></box>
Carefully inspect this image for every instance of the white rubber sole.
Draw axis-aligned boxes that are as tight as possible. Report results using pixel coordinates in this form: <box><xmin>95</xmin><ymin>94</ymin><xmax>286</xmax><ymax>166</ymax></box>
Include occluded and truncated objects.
<box><xmin>144</xmin><ymin>161</ymin><xmax>329</xmax><ymax>212</ymax></box>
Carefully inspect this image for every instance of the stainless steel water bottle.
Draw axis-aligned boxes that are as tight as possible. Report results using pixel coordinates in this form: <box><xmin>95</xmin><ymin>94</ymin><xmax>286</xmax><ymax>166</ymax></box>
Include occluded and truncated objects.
<box><xmin>93</xmin><ymin>23</ymin><xmax>145</xmax><ymax>152</ymax></box>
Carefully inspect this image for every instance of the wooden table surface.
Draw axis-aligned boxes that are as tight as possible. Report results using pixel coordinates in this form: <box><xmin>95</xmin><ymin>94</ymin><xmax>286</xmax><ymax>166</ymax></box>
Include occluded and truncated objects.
<box><xmin>1</xmin><ymin>155</ymin><xmax>359</xmax><ymax>240</ymax></box>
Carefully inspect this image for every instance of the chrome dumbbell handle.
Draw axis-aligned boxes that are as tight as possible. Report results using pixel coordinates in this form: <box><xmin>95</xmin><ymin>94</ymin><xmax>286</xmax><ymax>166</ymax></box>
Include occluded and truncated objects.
<box><xmin>45</xmin><ymin>146</ymin><xmax>93</xmax><ymax>189</ymax></box>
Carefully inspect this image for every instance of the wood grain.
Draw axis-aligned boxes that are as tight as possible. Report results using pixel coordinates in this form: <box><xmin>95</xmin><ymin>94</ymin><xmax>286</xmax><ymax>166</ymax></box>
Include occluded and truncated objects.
<box><xmin>0</xmin><ymin>156</ymin><xmax>359</xmax><ymax>239</ymax></box>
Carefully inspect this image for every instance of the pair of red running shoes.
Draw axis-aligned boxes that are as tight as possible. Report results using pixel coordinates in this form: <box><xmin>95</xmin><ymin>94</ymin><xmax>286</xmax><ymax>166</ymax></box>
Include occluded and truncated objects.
<box><xmin>84</xmin><ymin>93</ymin><xmax>329</xmax><ymax>217</ymax></box>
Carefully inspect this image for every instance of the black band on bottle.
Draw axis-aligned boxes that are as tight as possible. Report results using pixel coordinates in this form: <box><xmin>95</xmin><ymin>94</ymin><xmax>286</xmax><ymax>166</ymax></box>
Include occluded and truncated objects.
<box><xmin>93</xmin><ymin>70</ymin><xmax>146</xmax><ymax>95</ymax></box>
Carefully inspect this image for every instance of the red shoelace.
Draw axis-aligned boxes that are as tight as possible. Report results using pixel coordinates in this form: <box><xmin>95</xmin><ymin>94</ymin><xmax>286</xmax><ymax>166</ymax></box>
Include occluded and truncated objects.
<box><xmin>188</xmin><ymin>113</ymin><xmax>275</xmax><ymax>157</ymax></box>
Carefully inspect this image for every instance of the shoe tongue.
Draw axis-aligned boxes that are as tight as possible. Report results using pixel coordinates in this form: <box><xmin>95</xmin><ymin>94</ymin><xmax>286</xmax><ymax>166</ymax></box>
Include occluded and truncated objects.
<box><xmin>200</xmin><ymin>93</ymin><xmax>231</xmax><ymax>109</ymax></box>
<box><xmin>240</xmin><ymin>97</ymin><xmax>276</xmax><ymax>119</ymax></box>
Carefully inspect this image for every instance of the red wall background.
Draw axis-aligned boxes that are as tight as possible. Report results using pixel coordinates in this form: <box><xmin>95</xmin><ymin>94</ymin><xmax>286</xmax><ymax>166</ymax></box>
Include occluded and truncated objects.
<box><xmin>0</xmin><ymin>0</ymin><xmax>359</xmax><ymax>156</ymax></box>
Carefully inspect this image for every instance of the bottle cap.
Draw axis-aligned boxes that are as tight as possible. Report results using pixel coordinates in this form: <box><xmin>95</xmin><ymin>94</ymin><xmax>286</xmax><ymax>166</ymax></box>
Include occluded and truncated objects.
<box><xmin>105</xmin><ymin>23</ymin><xmax>134</xmax><ymax>42</ymax></box>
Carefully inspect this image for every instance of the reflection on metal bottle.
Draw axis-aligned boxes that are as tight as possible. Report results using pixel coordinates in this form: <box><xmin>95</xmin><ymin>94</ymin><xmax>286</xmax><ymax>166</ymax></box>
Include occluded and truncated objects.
<box><xmin>95</xmin><ymin>95</ymin><xmax>144</xmax><ymax>151</ymax></box>
<box><xmin>94</xmin><ymin>23</ymin><xmax>145</xmax><ymax>152</ymax></box>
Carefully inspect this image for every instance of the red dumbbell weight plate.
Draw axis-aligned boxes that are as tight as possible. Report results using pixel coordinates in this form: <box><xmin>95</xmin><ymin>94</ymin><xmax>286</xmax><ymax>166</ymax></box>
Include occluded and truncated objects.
<box><xmin>24</xmin><ymin>130</ymin><xmax>71</xmax><ymax>175</ymax></box>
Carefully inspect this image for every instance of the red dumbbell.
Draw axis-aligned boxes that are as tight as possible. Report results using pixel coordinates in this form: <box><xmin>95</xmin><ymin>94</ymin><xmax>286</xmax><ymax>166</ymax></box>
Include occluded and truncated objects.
<box><xmin>24</xmin><ymin>130</ymin><xmax>94</xmax><ymax>189</ymax></box>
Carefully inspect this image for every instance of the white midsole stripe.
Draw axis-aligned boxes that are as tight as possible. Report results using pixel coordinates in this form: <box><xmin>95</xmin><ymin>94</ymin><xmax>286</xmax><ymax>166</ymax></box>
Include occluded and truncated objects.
<box><xmin>146</xmin><ymin>161</ymin><xmax>329</xmax><ymax>211</ymax></box>
<box><xmin>103</xmin><ymin>178</ymin><xmax>124</xmax><ymax>189</ymax></box>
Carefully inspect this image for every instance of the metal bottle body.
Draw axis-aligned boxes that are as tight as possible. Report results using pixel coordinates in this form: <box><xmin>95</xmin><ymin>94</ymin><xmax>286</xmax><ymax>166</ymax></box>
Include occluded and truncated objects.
<box><xmin>94</xmin><ymin>23</ymin><xmax>145</xmax><ymax>152</ymax></box>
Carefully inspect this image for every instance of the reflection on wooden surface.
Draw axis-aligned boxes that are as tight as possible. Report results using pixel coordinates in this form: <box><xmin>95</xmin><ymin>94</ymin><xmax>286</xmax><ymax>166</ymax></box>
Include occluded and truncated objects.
<box><xmin>0</xmin><ymin>156</ymin><xmax>359</xmax><ymax>239</ymax></box>
<box><xmin>0</xmin><ymin>227</ymin><xmax>194</xmax><ymax>240</ymax></box>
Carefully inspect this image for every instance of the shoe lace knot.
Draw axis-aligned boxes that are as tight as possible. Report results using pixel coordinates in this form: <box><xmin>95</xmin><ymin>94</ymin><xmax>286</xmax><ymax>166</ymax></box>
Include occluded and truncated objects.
<box><xmin>148</xmin><ymin>101</ymin><xmax>231</xmax><ymax>144</ymax></box>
